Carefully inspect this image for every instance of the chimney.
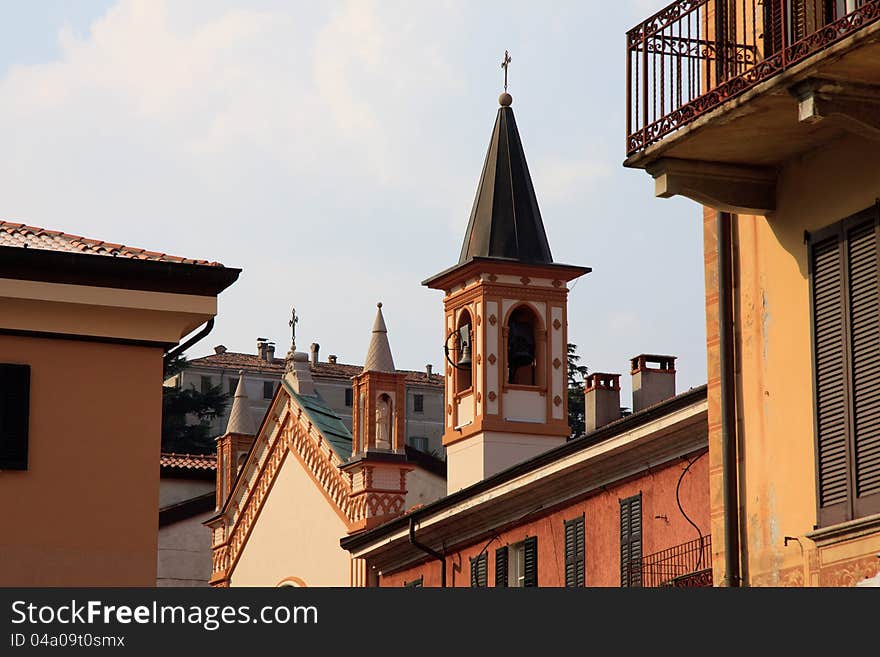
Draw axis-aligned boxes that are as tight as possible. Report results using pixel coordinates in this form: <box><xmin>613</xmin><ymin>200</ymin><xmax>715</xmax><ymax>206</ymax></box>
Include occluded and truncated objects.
<box><xmin>265</xmin><ymin>341</ymin><xmax>276</xmax><ymax>361</ymax></box>
<box><xmin>256</xmin><ymin>337</ymin><xmax>268</xmax><ymax>360</ymax></box>
<box><xmin>328</xmin><ymin>354</ymin><xmax>338</xmax><ymax>364</ymax></box>
<box><xmin>214</xmin><ymin>344</ymin><xmax>227</xmax><ymax>355</ymax></box>
<box><xmin>426</xmin><ymin>364</ymin><xmax>433</xmax><ymax>376</ymax></box>
<box><xmin>310</xmin><ymin>342</ymin><xmax>320</xmax><ymax>366</ymax></box>
<box><xmin>585</xmin><ymin>373</ymin><xmax>621</xmax><ymax>432</ymax></box>
<box><xmin>630</xmin><ymin>354</ymin><xmax>677</xmax><ymax>412</ymax></box>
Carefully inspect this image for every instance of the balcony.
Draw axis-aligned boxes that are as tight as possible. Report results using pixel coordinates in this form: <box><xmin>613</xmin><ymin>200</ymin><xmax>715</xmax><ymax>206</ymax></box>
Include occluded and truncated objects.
<box><xmin>625</xmin><ymin>1</ymin><xmax>880</xmax><ymax>213</ymax></box>
<box><xmin>629</xmin><ymin>536</ymin><xmax>713</xmax><ymax>587</ymax></box>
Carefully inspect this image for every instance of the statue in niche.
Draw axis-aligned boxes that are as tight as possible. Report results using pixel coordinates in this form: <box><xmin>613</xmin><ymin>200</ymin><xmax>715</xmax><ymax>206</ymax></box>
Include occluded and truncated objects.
<box><xmin>375</xmin><ymin>394</ymin><xmax>392</xmax><ymax>449</ymax></box>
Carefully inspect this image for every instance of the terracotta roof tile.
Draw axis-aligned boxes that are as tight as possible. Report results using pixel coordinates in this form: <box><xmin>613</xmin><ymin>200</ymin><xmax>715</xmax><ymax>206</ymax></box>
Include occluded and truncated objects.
<box><xmin>0</xmin><ymin>221</ymin><xmax>223</xmax><ymax>266</ymax></box>
<box><xmin>160</xmin><ymin>452</ymin><xmax>217</xmax><ymax>471</ymax></box>
<box><xmin>188</xmin><ymin>352</ymin><xmax>443</xmax><ymax>387</ymax></box>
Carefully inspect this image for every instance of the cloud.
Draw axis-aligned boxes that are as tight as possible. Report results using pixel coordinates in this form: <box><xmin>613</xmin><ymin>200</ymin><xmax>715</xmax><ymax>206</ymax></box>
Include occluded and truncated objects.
<box><xmin>531</xmin><ymin>156</ymin><xmax>611</xmax><ymax>204</ymax></box>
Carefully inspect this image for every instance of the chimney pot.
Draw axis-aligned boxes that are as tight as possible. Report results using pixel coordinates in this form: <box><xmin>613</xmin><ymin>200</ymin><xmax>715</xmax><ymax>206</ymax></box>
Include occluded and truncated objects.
<box><xmin>257</xmin><ymin>337</ymin><xmax>268</xmax><ymax>360</ymax></box>
<box><xmin>328</xmin><ymin>354</ymin><xmax>338</xmax><ymax>364</ymax></box>
<box><xmin>310</xmin><ymin>343</ymin><xmax>320</xmax><ymax>366</ymax></box>
<box><xmin>585</xmin><ymin>373</ymin><xmax>621</xmax><ymax>432</ymax></box>
<box><xmin>426</xmin><ymin>364</ymin><xmax>433</xmax><ymax>376</ymax></box>
<box><xmin>266</xmin><ymin>342</ymin><xmax>276</xmax><ymax>361</ymax></box>
<box><xmin>214</xmin><ymin>344</ymin><xmax>227</xmax><ymax>354</ymax></box>
<box><xmin>630</xmin><ymin>354</ymin><xmax>677</xmax><ymax>412</ymax></box>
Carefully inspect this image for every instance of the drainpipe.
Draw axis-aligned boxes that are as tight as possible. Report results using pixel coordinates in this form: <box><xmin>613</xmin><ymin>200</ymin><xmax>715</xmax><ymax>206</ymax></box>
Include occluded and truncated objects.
<box><xmin>717</xmin><ymin>211</ymin><xmax>741</xmax><ymax>587</ymax></box>
<box><xmin>163</xmin><ymin>318</ymin><xmax>215</xmax><ymax>375</ymax></box>
<box><xmin>409</xmin><ymin>516</ymin><xmax>445</xmax><ymax>588</ymax></box>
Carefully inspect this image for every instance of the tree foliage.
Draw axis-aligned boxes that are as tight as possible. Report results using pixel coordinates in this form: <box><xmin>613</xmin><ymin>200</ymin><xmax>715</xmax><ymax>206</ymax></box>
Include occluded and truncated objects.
<box><xmin>567</xmin><ymin>343</ymin><xmax>589</xmax><ymax>439</ymax></box>
<box><xmin>162</xmin><ymin>356</ymin><xmax>228</xmax><ymax>455</ymax></box>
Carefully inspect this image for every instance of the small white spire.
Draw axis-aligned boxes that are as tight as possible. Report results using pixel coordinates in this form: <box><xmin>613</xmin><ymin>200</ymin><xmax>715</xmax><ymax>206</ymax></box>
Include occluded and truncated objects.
<box><xmin>363</xmin><ymin>302</ymin><xmax>396</xmax><ymax>373</ymax></box>
<box><xmin>226</xmin><ymin>372</ymin><xmax>257</xmax><ymax>436</ymax></box>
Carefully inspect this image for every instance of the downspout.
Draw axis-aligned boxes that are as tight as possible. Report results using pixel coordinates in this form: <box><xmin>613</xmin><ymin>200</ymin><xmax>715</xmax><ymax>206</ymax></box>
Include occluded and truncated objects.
<box><xmin>163</xmin><ymin>318</ymin><xmax>215</xmax><ymax>375</ymax></box>
<box><xmin>409</xmin><ymin>516</ymin><xmax>446</xmax><ymax>588</ymax></box>
<box><xmin>717</xmin><ymin>211</ymin><xmax>741</xmax><ymax>587</ymax></box>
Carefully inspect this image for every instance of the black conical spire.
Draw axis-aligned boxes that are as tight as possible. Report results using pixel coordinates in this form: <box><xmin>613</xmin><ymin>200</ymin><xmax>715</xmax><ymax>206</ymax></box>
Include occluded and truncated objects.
<box><xmin>458</xmin><ymin>95</ymin><xmax>553</xmax><ymax>265</ymax></box>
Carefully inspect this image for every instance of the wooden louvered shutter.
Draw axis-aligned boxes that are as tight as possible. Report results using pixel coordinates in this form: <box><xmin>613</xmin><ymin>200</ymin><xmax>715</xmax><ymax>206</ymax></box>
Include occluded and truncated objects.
<box><xmin>470</xmin><ymin>553</ymin><xmax>488</xmax><ymax>587</ymax></box>
<box><xmin>523</xmin><ymin>536</ymin><xmax>538</xmax><ymax>587</ymax></box>
<box><xmin>564</xmin><ymin>515</ymin><xmax>585</xmax><ymax>587</ymax></box>
<box><xmin>495</xmin><ymin>546</ymin><xmax>508</xmax><ymax>587</ymax></box>
<box><xmin>763</xmin><ymin>0</ymin><xmax>785</xmax><ymax>56</ymax></box>
<box><xmin>0</xmin><ymin>364</ymin><xmax>30</xmax><ymax>471</ymax></box>
<box><xmin>620</xmin><ymin>494</ymin><xmax>642</xmax><ymax>587</ymax></box>
<box><xmin>847</xmin><ymin>218</ymin><xmax>880</xmax><ymax>519</ymax></box>
<box><xmin>810</xmin><ymin>207</ymin><xmax>880</xmax><ymax>526</ymax></box>
<box><xmin>811</xmin><ymin>229</ymin><xmax>850</xmax><ymax>526</ymax></box>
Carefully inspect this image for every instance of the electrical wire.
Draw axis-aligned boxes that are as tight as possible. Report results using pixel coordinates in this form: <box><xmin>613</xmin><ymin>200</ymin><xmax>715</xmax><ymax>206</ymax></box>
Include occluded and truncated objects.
<box><xmin>676</xmin><ymin>450</ymin><xmax>708</xmax><ymax>571</ymax></box>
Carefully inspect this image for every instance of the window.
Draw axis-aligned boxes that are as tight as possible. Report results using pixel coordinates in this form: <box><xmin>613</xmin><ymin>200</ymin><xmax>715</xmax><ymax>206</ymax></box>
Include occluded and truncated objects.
<box><xmin>810</xmin><ymin>206</ymin><xmax>880</xmax><ymax>526</ymax></box>
<box><xmin>345</xmin><ymin>387</ymin><xmax>353</xmax><ymax>407</ymax></box>
<box><xmin>469</xmin><ymin>553</ymin><xmax>488</xmax><ymax>587</ymax></box>
<box><xmin>0</xmin><ymin>364</ymin><xmax>30</xmax><ymax>470</ymax></box>
<box><xmin>620</xmin><ymin>493</ymin><xmax>642</xmax><ymax>587</ymax></box>
<box><xmin>504</xmin><ymin>537</ymin><xmax>538</xmax><ymax>588</ymax></box>
<box><xmin>564</xmin><ymin>514</ymin><xmax>585</xmax><ymax>587</ymax></box>
<box><xmin>263</xmin><ymin>381</ymin><xmax>275</xmax><ymax>400</ymax></box>
<box><xmin>200</xmin><ymin>375</ymin><xmax>213</xmax><ymax>394</ymax></box>
<box><xmin>404</xmin><ymin>576</ymin><xmax>423</xmax><ymax>588</ymax></box>
<box><xmin>227</xmin><ymin>377</ymin><xmax>239</xmax><ymax>397</ymax></box>
<box><xmin>414</xmin><ymin>393</ymin><xmax>424</xmax><ymax>413</ymax></box>
<box><xmin>408</xmin><ymin>436</ymin><xmax>428</xmax><ymax>453</ymax></box>
<box><xmin>506</xmin><ymin>305</ymin><xmax>539</xmax><ymax>386</ymax></box>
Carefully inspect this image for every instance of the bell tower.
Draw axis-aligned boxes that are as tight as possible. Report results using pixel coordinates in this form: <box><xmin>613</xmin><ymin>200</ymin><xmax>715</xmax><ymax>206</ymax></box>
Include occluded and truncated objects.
<box><xmin>341</xmin><ymin>303</ymin><xmax>411</xmax><ymax>531</ymax></box>
<box><xmin>423</xmin><ymin>91</ymin><xmax>590</xmax><ymax>493</ymax></box>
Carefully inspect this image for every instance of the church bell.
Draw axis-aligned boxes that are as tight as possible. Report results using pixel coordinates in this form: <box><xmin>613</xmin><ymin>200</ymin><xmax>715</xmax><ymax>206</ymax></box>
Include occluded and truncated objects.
<box><xmin>457</xmin><ymin>325</ymin><xmax>472</xmax><ymax>368</ymax></box>
<box><xmin>507</xmin><ymin>320</ymin><xmax>535</xmax><ymax>369</ymax></box>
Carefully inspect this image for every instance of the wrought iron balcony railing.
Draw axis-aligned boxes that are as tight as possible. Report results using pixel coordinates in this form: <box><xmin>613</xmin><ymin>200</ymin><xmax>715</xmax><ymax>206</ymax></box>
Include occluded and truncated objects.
<box><xmin>626</xmin><ymin>0</ymin><xmax>880</xmax><ymax>155</ymax></box>
<box><xmin>627</xmin><ymin>535</ymin><xmax>713</xmax><ymax>587</ymax></box>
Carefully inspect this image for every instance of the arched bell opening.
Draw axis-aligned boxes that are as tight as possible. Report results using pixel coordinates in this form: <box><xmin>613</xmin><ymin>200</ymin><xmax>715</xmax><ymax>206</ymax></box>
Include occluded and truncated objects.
<box><xmin>505</xmin><ymin>305</ymin><xmax>544</xmax><ymax>387</ymax></box>
<box><xmin>454</xmin><ymin>309</ymin><xmax>474</xmax><ymax>393</ymax></box>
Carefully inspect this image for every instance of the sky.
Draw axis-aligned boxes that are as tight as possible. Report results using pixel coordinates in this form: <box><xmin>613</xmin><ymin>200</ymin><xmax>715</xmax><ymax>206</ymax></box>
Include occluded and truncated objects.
<box><xmin>0</xmin><ymin>0</ymin><xmax>704</xmax><ymax>405</ymax></box>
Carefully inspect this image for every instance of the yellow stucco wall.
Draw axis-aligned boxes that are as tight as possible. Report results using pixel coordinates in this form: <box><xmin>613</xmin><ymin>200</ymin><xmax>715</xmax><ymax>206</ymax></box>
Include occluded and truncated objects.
<box><xmin>719</xmin><ymin>133</ymin><xmax>880</xmax><ymax>585</ymax></box>
<box><xmin>230</xmin><ymin>451</ymin><xmax>351</xmax><ymax>587</ymax></box>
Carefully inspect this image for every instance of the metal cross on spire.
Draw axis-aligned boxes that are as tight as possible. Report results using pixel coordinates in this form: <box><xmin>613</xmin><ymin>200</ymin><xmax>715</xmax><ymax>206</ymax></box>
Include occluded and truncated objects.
<box><xmin>288</xmin><ymin>306</ymin><xmax>298</xmax><ymax>351</ymax></box>
<box><xmin>501</xmin><ymin>50</ymin><xmax>512</xmax><ymax>92</ymax></box>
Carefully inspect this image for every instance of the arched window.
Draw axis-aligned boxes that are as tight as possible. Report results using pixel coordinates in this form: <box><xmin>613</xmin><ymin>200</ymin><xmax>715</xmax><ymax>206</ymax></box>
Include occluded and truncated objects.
<box><xmin>507</xmin><ymin>306</ymin><xmax>539</xmax><ymax>386</ymax></box>
<box><xmin>454</xmin><ymin>310</ymin><xmax>474</xmax><ymax>393</ymax></box>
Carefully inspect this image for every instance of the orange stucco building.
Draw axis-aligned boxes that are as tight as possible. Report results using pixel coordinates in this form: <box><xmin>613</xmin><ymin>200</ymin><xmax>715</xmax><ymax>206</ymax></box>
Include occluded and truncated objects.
<box><xmin>0</xmin><ymin>222</ymin><xmax>238</xmax><ymax>586</ymax></box>
<box><xmin>624</xmin><ymin>0</ymin><xmax>880</xmax><ymax>585</ymax></box>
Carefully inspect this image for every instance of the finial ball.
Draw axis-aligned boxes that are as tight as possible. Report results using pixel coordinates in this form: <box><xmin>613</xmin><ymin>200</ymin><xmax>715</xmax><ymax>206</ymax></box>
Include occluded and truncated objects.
<box><xmin>377</xmin><ymin>302</ymin><xmax>383</xmax><ymax>309</ymax></box>
<box><xmin>499</xmin><ymin>92</ymin><xmax>513</xmax><ymax>107</ymax></box>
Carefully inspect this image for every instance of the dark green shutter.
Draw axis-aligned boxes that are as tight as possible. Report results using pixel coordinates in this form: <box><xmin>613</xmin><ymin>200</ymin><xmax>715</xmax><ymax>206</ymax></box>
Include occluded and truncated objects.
<box><xmin>810</xmin><ymin>207</ymin><xmax>880</xmax><ymax>526</ymax></box>
<box><xmin>0</xmin><ymin>364</ymin><xmax>30</xmax><ymax>471</ymax></box>
<box><xmin>564</xmin><ymin>515</ymin><xmax>585</xmax><ymax>587</ymax></box>
<box><xmin>620</xmin><ymin>494</ymin><xmax>642</xmax><ymax>587</ymax></box>
<box><xmin>470</xmin><ymin>553</ymin><xmax>488</xmax><ymax>587</ymax></box>
<box><xmin>523</xmin><ymin>536</ymin><xmax>538</xmax><ymax>587</ymax></box>
<box><xmin>495</xmin><ymin>546</ymin><xmax>508</xmax><ymax>587</ymax></box>
<box><xmin>847</xmin><ymin>220</ymin><xmax>880</xmax><ymax>517</ymax></box>
<box><xmin>812</xmin><ymin>230</ymin><xmax>849</xmax><ymax>524</ymax></box>
<box><xmin>405</xmin><ymin>577</ymin><xmax>423</xmax><ymax>588</ymax></box>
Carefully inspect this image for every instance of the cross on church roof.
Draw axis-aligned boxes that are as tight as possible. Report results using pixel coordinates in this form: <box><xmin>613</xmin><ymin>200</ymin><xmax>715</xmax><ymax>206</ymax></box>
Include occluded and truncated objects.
<box><xmin>501</xmin><ymin>50</ymin><xmax>512</xmax><ymax>92</ymax></box>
